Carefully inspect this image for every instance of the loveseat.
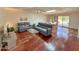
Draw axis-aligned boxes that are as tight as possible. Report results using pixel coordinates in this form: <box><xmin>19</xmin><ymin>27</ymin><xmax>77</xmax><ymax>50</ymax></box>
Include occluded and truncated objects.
<box><xmin>17</xmin><ymin>21</ymin><xmax>30</xmax><ymax>32</ymax></box>
<box><xmin>34</xmin><ymin>23</ymin><xmax>52</xmax><ymax>36</ymax></box>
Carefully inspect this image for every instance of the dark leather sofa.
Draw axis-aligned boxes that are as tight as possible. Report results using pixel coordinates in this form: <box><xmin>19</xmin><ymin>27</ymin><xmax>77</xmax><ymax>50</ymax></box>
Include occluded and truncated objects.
<box><xmin>34</xmin><ymin>23</ymin><xmax>52</xmax><ymax>36</ymax></box>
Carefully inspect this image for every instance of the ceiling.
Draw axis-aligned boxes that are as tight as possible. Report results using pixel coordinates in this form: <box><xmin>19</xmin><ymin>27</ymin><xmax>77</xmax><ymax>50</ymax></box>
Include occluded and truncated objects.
<box><xmin>2</xmin><ymin>7</ymin><xmax>79</xmax><ymax>15</ymax></box>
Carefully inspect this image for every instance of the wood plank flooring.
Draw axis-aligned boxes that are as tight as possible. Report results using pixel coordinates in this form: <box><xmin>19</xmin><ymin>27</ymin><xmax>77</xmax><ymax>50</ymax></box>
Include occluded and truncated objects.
<box><xmin>10</xmin><ymin>25</ymin><xmax>79</xmax><ymax>51</ymax></box>
<box><xmin>10</xmin><ymin>32</ymin><xmax>48</xmax><ymax>51</ymax></box>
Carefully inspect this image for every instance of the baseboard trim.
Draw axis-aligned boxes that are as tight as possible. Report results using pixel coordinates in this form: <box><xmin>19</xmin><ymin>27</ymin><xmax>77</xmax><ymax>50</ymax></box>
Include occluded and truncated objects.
<box><xmin>58</xmin><ymin>26</ymin><xmax>78</xmax><ymax>31</ymax></box>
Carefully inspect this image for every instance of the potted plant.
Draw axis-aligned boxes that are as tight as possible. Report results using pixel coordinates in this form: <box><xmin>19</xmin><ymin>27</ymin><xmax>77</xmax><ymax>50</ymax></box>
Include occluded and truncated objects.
<box><xmin>7</xmin><ymin>27</ymin><xmax>14</xmax><ymax>32</ymax></box>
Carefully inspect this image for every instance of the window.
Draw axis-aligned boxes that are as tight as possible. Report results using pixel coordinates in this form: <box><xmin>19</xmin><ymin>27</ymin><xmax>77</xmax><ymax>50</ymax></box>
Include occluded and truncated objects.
<box><xmin>58</xmin><ymin>16</ymin><xmax>69</xmax><ymax>27</ymax></box>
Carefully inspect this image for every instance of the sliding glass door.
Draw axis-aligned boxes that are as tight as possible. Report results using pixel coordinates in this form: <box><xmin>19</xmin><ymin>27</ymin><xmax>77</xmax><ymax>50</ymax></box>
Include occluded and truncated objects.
<box><xmin>58</xmin><ymin>16</ymin><xmax>69</xmax><ymax>27</ymax></box>
<box><xmin>57</xmin><ymin>16</ymin><xmax>69</xmax><ymax>40</ymax></box>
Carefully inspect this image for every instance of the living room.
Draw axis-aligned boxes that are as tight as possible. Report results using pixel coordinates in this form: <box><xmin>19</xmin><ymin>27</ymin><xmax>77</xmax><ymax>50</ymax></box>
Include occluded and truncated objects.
<box><xmin>0</xmin><ymin>7</ymin><xmax>79</xmax><ymax>51</ymax></box>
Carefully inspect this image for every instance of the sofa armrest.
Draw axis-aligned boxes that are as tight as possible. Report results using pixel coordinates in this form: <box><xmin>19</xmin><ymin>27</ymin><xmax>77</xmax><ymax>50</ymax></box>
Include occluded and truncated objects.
<box><xmin>47</xmin><ymin>28</ymin><xmax>52</xmax><ymax>35</ymax></box>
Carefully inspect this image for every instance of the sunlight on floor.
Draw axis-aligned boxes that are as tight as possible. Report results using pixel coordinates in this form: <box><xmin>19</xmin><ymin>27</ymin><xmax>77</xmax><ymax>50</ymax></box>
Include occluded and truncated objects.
<box><xmin>57</xmin><ymin>26</ymin><xmax>69</xmax><ymax>40</ymax></box>
<box><xmin>44</xmin><ymin>42</ymin><xmax>56</xmax><ymax>51</ymax></box>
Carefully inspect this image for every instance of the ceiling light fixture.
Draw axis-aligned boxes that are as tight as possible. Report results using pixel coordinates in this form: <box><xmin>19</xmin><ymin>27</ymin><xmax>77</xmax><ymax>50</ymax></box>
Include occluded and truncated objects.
<box><xmin>46</xmin><ymin>10</ymin><xmax>56</xmax><ymax>12</ymax></box>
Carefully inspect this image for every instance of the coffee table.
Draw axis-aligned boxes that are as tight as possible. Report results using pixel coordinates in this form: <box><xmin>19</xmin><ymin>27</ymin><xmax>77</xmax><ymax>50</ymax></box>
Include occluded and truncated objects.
<box><xmin>27</xmin><ymin>29</ymin><xmax>39</xmax><ymax>34</ymax></box>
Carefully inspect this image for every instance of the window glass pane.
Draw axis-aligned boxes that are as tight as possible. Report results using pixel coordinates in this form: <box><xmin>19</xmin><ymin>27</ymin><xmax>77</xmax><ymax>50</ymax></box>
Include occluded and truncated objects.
<box><xmin>62</xmin><ymin>16</ymin><xmax>69</xmax><ymax>27</ymax></box>
<box><xmin>58</xmin><ymin>16</ymin><xmax>63</xmax><ymax>26</ymax></box>
<box><xmin>58</xmin><ymin>16</ymin><xmax>69</xmax><ymax>27</ymax></box>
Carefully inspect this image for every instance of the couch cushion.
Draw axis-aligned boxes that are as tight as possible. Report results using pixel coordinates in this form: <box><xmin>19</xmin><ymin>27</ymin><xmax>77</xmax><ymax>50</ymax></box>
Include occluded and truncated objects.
<box><xmin>35</xmin><ymin>26</ymin><xmax>47</xmax><ymax>32</ymax></box>
<box><xmin>38</xmin><ymin>23</ymin><xmax>52</xmax><ymax>28</ymax></box>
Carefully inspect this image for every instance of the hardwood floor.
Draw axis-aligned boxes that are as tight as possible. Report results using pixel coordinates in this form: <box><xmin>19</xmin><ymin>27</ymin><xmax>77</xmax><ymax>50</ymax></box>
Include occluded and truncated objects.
<box><xmin>10</xmin><ymin>32</ymin><xmax>48</xmax><ymax>51</ymax></box>
<box><xmin>10</xmin><ymin>25</ymin><xmax>79</xmax><ymax>51</ymax></box>
<box><xmin>48</xmin><ymin>25</ymin><xmax>79</xmax><ymax>51</ymax></box>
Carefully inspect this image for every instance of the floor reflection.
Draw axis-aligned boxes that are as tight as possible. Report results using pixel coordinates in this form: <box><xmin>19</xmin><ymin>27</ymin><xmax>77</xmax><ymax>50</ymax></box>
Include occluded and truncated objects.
<box><xmin>57</xmin><ymin>26</ymin><xmax>69</xmax><ymax>40</ymax></box>
<box><xmin>44</xmin><ymin>42</ymin><xmax>56</xmax><ymax>51</ymax></box>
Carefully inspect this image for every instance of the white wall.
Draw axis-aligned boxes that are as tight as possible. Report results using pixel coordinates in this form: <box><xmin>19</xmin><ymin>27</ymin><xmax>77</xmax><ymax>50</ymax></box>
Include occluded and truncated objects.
<box><xmin>25</xmin><ymin>13</ymin><xmax>47</xmax><ymax>25</ymax></box>
<box><xmin>69</xmin><ymin>13</ymin><xmax>79</xmax><ymax>29</ymax></box>
<box><xmin>0</xmin><ymin>9</ymin><xmax>47</xmax><ymax>28</ymax></box>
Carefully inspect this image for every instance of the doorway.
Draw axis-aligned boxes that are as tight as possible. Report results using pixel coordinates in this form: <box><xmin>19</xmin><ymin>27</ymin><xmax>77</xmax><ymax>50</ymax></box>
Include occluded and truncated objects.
<box><xmin>57</xmin><ymin>16</ymin><xmax>70</xmax><ymax>40</ymax></box>
<box><xmin>58</xmin><ymin>16</ymin><xmax>69</xmax><ymax>27</ymax></box>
